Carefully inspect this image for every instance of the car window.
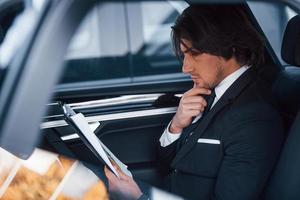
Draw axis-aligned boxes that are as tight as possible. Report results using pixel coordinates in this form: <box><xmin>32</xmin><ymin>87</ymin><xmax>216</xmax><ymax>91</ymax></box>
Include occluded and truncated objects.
<box><xmin>0</xmin><ymin>1</ymin><xmax>24</xmax><ymax>45</ymax></box>
<box><xmin>59</xmin><ymin>1</ymin><xmax>188</xmax><ymax>87</ymax></box>
<box><xmin>127</xmin><ymin>1</ymin><xmax>187</xmax><ymax>79</ymax></box>
<box><xmin>0</xmin><ymin>0</ymin><xmax>43</xmax><ymax>88</ymax></box>
<box><xmin>248</xmin><ymin>1</ymin><xmax>298</xmax><ymax>65</ymax></box>
<box><xmin>61</xmin><ymin>3</ymin><xmax>131</xmax><ymax>85</ymax></box>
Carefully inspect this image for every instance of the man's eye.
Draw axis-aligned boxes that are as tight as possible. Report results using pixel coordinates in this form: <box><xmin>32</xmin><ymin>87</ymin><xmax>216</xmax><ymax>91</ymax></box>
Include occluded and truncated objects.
<box><xmin>190</xmin><ymin>51</ymin><xmax>199</xmax><ymax>56</ymax></box>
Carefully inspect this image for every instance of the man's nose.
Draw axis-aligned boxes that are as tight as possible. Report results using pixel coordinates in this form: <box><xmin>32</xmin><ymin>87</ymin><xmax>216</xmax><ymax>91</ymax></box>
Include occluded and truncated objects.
<box><xmin>182</xmin><ymin>57</ymin><xmax>193</xmax><ymax>74</ymax></box>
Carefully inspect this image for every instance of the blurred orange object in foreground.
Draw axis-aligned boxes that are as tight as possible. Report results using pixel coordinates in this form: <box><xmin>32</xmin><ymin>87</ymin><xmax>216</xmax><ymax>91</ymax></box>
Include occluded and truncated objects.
<box><xmin>0</xmin><ymin>148</ymin><xmax>108</xmax><ymax>200</ymax></box>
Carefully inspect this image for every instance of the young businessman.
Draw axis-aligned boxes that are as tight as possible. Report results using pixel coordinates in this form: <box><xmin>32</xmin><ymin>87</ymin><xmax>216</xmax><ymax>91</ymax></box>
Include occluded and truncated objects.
<box><xmin>105</xmin><ymin>5</ymin><xmax>284</xmax><ymax>200</ymax></box>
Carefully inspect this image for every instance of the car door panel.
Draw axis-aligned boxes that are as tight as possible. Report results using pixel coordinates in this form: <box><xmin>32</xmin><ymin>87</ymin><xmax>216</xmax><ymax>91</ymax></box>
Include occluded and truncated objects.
<box><xmin>41</xmin><ymin>93</ymin><xmax>181</xmax><ymax>187</ymax></box>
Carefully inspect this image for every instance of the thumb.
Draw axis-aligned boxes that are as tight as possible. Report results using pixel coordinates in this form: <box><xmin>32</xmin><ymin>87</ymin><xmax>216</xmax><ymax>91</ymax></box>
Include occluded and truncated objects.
<box><xmin>104</xmin><ymin>166</ymin><xmax>117</xmax><ymax>182</ymax></box>
<box><xmin>115</xmin><ymin>165</ymin><xmax>130</xmax><ymax>180</ymax></box>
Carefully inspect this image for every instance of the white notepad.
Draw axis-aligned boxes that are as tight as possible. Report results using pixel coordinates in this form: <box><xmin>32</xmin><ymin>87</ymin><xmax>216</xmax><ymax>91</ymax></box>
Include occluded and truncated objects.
<box><xmin>70</xmin><ymin>113</ymin><xmax>132</xmax><ymax>178</ymax></box>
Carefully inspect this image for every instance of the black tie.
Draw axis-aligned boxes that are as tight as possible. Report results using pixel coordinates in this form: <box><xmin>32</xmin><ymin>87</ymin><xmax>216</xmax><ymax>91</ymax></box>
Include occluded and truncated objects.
<box><xmin>201</xmin><ymin>89</ymin><xmax>216</xmax><ymax>118</ymax></box>
<box><xmin>179</xmin><ymin>89</ymin><xmax>216</xmax><ymax>146</ymax></box>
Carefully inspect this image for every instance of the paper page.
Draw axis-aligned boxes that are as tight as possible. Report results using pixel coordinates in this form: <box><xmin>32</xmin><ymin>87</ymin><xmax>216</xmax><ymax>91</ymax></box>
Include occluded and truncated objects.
<box><xmin>89</xmin><ymin>121</ymin><xmax>131</xmax><ymax>177</ymax></box>
<box><xmin>70</xmin><ymin>113</ymin><xmax>119</xmax><ymax>178</ymax></box>
<box><xmin>98</xmin><ymin>139</ymin><xmax>132</xmax><ymax>177</ymax></box>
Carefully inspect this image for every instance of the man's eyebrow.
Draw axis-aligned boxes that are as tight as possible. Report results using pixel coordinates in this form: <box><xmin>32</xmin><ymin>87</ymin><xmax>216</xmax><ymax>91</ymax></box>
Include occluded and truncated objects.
<box><xmin>182</xmin><ymin>47</ymin><xmax>200</xmax><ymax>54</ymax></box>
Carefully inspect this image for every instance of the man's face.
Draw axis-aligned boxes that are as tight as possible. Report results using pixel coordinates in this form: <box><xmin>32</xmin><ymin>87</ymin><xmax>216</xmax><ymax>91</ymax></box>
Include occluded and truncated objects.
<box><xmin>180</xmin><ymin>39</ymin><xmax>225</xmax><ymax>89</ymax></box>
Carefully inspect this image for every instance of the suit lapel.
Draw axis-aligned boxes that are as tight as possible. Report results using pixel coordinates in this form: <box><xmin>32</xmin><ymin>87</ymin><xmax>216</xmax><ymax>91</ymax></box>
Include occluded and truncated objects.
<box><xmin>171</xmin><ymin>68</ymin><xmax>256</xmax><ymax>166</ymax></box>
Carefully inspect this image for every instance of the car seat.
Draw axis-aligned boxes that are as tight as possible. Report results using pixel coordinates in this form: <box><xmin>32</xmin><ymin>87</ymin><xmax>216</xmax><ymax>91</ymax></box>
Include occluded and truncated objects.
<box><xmin>264</xmin><ymin>15</ymin><xmax>300</xmax><ymax>200</ymax></box>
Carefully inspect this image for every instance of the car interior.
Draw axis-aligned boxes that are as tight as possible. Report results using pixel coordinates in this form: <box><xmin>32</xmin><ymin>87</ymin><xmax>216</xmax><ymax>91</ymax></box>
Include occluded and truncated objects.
<box><xmin>0</xmin><ymin>0</ymin><xmax>299</xmax><ymax>199</ymax></box>
<box><xmin>40</xmin><ymin>3</ymin><xmax>300</xmax><ymax>199</ymax></box>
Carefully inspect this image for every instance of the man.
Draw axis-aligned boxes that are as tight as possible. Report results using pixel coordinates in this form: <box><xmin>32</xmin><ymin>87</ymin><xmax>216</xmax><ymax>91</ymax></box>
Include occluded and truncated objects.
<box><xmin>105</xmin><ymin>5</ymin><xmax>284</xmax><ymax>200</ymax></box>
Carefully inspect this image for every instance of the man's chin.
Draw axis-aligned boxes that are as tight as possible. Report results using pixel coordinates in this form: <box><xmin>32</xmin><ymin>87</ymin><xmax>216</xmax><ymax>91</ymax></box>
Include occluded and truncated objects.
<box><xmin>194</xmin><ymin>80</ymin><xmax>210</xmax><ymax>89</ymax></box>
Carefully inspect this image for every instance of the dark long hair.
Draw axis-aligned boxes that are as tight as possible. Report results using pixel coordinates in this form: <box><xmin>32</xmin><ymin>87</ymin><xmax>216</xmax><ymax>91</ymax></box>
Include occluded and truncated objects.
<box><xmin>172</xmin><ymin>5</ymin><xmax>265</xmax><ymax>67</ymax></box>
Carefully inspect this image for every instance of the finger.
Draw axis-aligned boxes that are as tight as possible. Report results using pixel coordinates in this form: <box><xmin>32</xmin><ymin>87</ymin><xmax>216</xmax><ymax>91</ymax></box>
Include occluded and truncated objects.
<box><xmin>189</xmin><ymin>109</ymin><xmax>202</xmax><ymax>116</ymax></box>
<box><xmin>182</xmin><ymin>96</ymin><xmax>207</xmax><ymax>106</ymax></box>
<box><xmin>183</xmin><ymin>102</ymin><xmax>206</xmax><ymax>110</ymax></box>
<box><xmin>104</xmin><ymin>165</ymin><xmax>109</xmax><ymax>175</ymax></box>
<box><xmin>194</xmin><ymin>81</ymin><xmax>206</xmax><ymax>88</ymax></box>
<box><xmin>182</xmin><ymin>105</ymin><xmax>205</xmax><ymax>113</ymax></box>
<box><xmin>109</xmin><ymin>161</ymin><xmax>130</xmax><ymax>180</ymax></box>
<box><xmin>104</xmin><ymin>166</ymin><xmax>118</xmax><ymax>182</ymax></box>
<box><xmin>185</xmin><ymin>87</ymin><xmax>211</xmax><ymax>97</ymax></box>
<box><xmin>104</xmin><ymin>166</ymin><xmax>112</xmax><ymax>179</ymax></box>
<box><xmin>114</xmin><ymin>167</ymin><xmax>128</xmax><ymax>180</ymax></box>
<box><xmin>115</xmin><ymin>166</ymin><xmax>130</xmax><ymax>180</ymax></box>
<box><xmin>110</xmin><ymin>159</ymin><xmax>121</xmax><ymax>171</ymax></box>
<box><xmin>109</xmin><ymin>158</ymin><xmax>130</xmax><ymax>180</ymax></box>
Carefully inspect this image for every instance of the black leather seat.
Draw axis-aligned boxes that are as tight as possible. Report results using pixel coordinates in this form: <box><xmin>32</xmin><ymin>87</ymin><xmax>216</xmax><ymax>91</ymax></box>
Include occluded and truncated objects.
<box><xmin>264</xmin><ymin>15</ymin><xmax>300</xmax><ymax>200</ymax></box>
<box><xmin>272</xmin><ymin>15</ymin><xmax>300</xmax><ymax>131</ymax></box>
<box><xmin>273</xmin><ymin>66</ymin><xmax>300</xmax><ymax>130</ymax></box>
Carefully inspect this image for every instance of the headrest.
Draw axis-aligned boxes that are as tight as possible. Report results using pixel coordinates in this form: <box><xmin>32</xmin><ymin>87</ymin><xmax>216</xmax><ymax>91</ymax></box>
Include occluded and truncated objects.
<box><xmin>281</xmin><ymin>15</ymin><xmax>300</xmax><ymax>67</ymax></box>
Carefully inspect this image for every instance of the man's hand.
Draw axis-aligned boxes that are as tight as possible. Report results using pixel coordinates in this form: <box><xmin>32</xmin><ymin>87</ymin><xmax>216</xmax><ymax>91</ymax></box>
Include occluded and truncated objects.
<box><xmin>104</xmin><ymin>164</ymin><xmax>142</xmax><ymax>200</ymax></box>
<box><xmin>170</xmin><ymin>83</ymin><xmax>211</xmax><ymax>133</ymax></box>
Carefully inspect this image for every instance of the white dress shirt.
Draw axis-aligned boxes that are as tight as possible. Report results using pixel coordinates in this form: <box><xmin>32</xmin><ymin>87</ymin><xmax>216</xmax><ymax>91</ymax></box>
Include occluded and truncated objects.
<box><xmin>159</xmin><ymin>65</ymin><xmax>250</xmax><ymax>147</ymax></box>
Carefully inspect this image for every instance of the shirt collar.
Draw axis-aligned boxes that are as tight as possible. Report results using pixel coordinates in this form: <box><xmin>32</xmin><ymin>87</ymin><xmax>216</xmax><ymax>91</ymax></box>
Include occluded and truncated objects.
<box><xmin>214</xmin><ymin>65</ymin><xmax>250</xmax><ymax>100</ymax></box>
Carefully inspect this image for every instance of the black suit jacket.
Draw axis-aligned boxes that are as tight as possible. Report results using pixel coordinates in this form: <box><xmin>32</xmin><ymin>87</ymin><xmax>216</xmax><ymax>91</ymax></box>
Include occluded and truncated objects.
<box><xmin>157</xmin><ymin>68</ymin><xmax>284</xmax><ymax>200</ymax></box>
